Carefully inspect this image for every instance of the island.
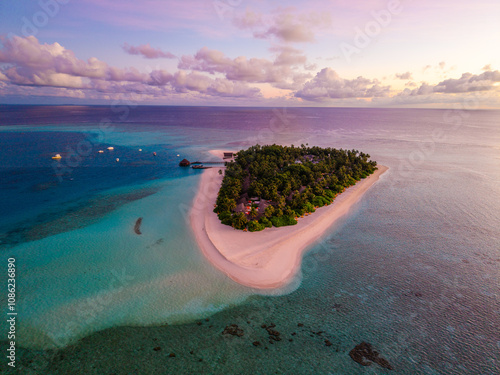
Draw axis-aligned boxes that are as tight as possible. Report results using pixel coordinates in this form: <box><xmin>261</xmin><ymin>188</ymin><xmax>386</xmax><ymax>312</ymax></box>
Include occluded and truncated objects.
<box><xmin>190</xmin><ymin>145</ymin><xmax>388</xmax><ymax>289</ymax></box>
<box><xmin>214</xmin><ymin>144</ymin><xmax>378</xmax><ymax>231</ymax></box>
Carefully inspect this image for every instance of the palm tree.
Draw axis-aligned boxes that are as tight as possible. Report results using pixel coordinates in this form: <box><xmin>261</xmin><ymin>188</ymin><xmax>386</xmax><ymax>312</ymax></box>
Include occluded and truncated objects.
<box><xmin>232</xmin><ymin>213</ymin><xmax>248</xmax><ymax>230</ymax></box>
<box><xmin>264</xmin><ymin>205</ymin><xmax>275</xmax><ymax>218</ymax></box>
<box><xmin>249</xmin><ymin>207</ymin><xmax>258</xmax><ymax>219</ymax></box>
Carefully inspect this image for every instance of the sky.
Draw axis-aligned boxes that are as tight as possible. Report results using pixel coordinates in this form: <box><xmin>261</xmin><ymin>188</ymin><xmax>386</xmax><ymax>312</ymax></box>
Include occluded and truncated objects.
<box><xmin>0</xmin><ymin>0</ymin><xmax>499</xmax><ymax>108</ymax></box>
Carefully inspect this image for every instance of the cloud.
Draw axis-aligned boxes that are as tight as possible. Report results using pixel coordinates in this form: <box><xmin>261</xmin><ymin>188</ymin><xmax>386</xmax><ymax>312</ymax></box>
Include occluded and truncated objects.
<box><xmin>395</xmin><ymin>72</ymin><xmax>413</xmax><ymax>80</ymax></box>
<box><xmin>0</xmin><ymin>35</ymin><xmax>150</xmax><ymax>87</ymax></box>
<box><xmin>400</xmin><ymin>70</ymin><xmax>500</xmax><ymax>96</ymax></box>
<box><xmin>122</xmin><ymin>43</ymin><xmax>176</xmax><ymax>59</ymax></box>
<box><xmin>270</xmin><ymin>45</ymin><xmax>307</xmax><ymax>66</ymax></box>
<box><xmin>0</xmin><ymin>36</ymin><xmax>261</xmax><ymax>99</ymax></box>
<box><xmin>434</xmin><ymin>70</ymin><xmax>500</xmax><ymax>93</ymax></box>
<box><xmin>178</xmin><ymin>46</ymin><xmax>313</xmax><ymax>90</ymax></box>
<box><xmin>295</xmin><ymin>68</ymin><xmax>391</xmax><ymax>101</ymax></box>
<box><xmin>482</xmin><ymin>64</ymin><xmax>492</xmax><ymax>71</ymax></box>
<box><xmin>233</xmin><ymin>9</ymin><xmax>330</xmax><ymax>43</ymax></box>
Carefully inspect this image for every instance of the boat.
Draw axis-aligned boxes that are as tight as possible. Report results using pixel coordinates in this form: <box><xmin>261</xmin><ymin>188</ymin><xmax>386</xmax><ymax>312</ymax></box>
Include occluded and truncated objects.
<box><xmin>51</xmin><ymin>154</ymin><xmax>62</xmax><ymax>160</ymax></box>
<box><xmin>107</xmin><ymin>147</ymin><xmax>114</xmax><ymax>150</ymax></box>
<box><xmin>192</xmin><ymin>164</ymin><xmax>210</xmax><ymax>169</ymax></box>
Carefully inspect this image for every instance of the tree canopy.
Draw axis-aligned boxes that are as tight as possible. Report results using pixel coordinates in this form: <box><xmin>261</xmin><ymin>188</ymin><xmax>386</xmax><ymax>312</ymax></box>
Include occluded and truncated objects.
<box><xmin>214</xmin><ymin>144</ymin><xmax>377</xmax><ymax>231</ymax></box>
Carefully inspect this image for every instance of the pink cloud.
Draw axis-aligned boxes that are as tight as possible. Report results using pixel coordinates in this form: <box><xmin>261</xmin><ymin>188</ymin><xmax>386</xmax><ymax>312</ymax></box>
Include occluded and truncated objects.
<box><xmin>400</xmin><ymin>70</ymin><xmax>500</xmax><ymax>96</ymax></box>
<box><xmin>122</xmin><ymin>43</ymin><xmax>176</xmax><ymax>59</ymax></box>
<box><xmin>295</xmin><ymin>68</ymin><xmax>391</xmax><ymax>101</ymax></box>
<box><xmin>395</xmin><ymin>72</ymin><xmax>413</xmax><ymax>80</ymax></box>
<box><xmin>178</xmin><ymin>46</ymin><xmax>313</xmax><ymax>89</ymax></box>
<box><xmin>0</xmin><ymin>36</ymin><xmax>261</xmax><ymax>100</ymax></box>
<box><xmin>233</xmin><ymin>9</ymin><xmax>331</xmax><ymax>43</ymax></box>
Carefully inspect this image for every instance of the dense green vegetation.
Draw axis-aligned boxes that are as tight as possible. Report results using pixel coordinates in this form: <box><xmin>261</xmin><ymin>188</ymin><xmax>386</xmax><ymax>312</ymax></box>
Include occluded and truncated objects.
<box><xmin>214</xmin><ymin>144</ymin><xmax>377</xmax><ymax>231</ymax></box>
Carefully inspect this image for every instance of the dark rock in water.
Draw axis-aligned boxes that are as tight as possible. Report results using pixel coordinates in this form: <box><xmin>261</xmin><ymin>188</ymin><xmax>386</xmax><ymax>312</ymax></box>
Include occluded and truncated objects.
<box><xmin>325</xmin><ymin>340</ymin><xmax>333</xmax><ymax>347</ymax></box>
<box><xmin>263</xmin><ymin>323</ymin><xmax>281</xmax><ymax>337</ymax></box>
<box><xmin>266</xmin><ymin>327</ymin><xmax>279</xmax><ymax>336</ymax></box>
<box><xmin>134</xmin><ymin>217</ymin><xmax>143</xmax><ymax>235</ymax></box>
<box><xmin>222</xmin><ymin>324</ymin><xmax>244</xmax><ymax>337</ymax></box>
<box><xmin>349</xmin><ymin>342</ymin><xmax>393</xmax><ymax>370</ymax></box>
<box><xmin>153</xmin><ymin>347</ymin><xmax>161</xmax><ymax>351</ymax></box>
<box><xmin>179</xmin><ymin>159</ymin><xmax>190</xmax><ymax>167</ymax></box>
<box><xmin>168</xmin><ymin>353</ymin><xmax>176</xmax><ymax>358</ymax></box>
<box><xmin>297</xmin><ymin>323</ymin><xmax>304</xmax><ymax>327</ymax></box>
<box><xmin>252</xmin><ymin>341</ymin><xmax>261</xmax><ymax>346</ymax></box>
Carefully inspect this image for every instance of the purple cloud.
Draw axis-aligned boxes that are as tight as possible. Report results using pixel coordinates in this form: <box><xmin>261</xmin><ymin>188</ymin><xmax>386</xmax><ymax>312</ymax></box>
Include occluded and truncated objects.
<box><xmin>0</xmin><ymin>36</ymin><xmax>261</xmax><ymax>100</ymax></box>
<box><xmin>400</xmin><ymin>70</ymin><xmax>500</xmax><ymax>96</ymax></box>
<box><xmin>395</xmin><ymin>72</ymin><xmax>413</xmax><ymax>80</ymax></box>
<box><xmin>122</xmin><ymin>43</ymin><xmax>176</xmax><ymax>59</ymax></box>
<box><xmin>178</xmin><ymin>46</ymin><xmax>312</xmax><ymax>89</ymax></box>
<box><xmin>295</xmin><ymin>68</ymin><xmax>391</xmax><ymax>101</ymax></box>
<box><xmin>233</xmin><ymin>9</ymin><xmax>330</xmax><ymax>43</ymax></box>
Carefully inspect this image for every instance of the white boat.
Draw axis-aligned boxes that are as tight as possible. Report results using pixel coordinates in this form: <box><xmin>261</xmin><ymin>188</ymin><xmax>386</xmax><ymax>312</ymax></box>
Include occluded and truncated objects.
<box><xmin>52</xmin><ymin>154</ymin><xmax>62</xmax><ymax>160</ymax></box>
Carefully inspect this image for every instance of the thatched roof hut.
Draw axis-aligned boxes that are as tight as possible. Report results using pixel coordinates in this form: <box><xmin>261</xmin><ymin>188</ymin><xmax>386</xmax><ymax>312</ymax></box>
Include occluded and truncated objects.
<box><xmin>179</xmin><ymin>158</ymin><xmax>190</xmax><ymax>167</ymax></box>
<box><xmin>234</xmin><ymin>203</ymin><xmax>246</xmax><ymax>212</ymax></box>
<box><xmin>237</xmin><ymin>193</ymin><xmax>249</xmax><ymax>205</ymax></box>
<box><xmin>258</xmin><ymin>200</ymin><xmax>269</xmax><ymax>211</ymax></box>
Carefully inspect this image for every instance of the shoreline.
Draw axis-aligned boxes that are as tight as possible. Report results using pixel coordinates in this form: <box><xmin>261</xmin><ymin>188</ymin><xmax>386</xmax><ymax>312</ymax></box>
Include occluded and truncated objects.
<box><xmin>190</xmin><ymin>153</ymin><xmax>388</xmax><ymax>289</ymax></box>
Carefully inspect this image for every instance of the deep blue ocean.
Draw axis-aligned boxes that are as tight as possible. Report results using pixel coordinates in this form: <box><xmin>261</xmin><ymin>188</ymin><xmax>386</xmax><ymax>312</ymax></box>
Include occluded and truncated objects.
<box><xmin>0</xmin><ymin>105</ymin><xmax>498</xmax><ymax>374</ymax></box>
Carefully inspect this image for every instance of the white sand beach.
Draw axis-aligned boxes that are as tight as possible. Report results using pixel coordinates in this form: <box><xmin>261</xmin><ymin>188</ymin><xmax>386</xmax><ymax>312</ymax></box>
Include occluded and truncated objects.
<box><xmin>190</xmin><ymin>152</ymin><xmax>388</xmax><ymax>289</ymax></box>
